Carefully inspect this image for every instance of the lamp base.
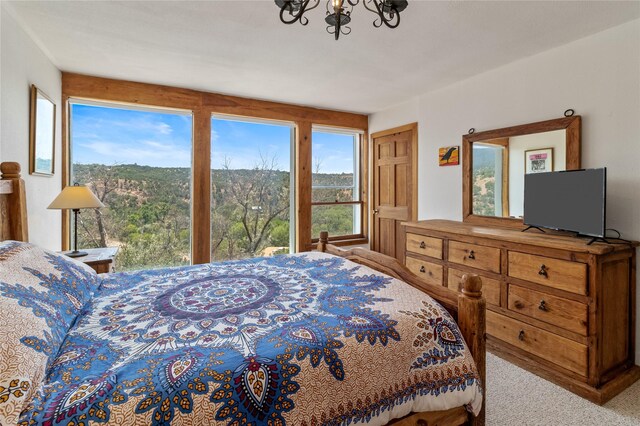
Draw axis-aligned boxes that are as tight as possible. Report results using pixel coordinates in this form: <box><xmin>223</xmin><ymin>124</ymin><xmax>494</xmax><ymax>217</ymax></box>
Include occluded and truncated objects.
<box><xmin>66</xmin><ymin>250</ymin><xmax>88</xmax><ymax>258</ymax></box>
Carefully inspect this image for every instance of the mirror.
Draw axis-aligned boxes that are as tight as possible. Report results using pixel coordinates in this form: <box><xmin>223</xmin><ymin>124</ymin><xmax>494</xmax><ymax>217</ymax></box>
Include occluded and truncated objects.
<box><xmin>29</xmin><ymin>84</ymin><xmax>56</xmax><ymax>176</ymax></box>
<box><xmin>463</xmin><ymin>116</ymin><xmax>581</xmax><ymax>228</ymax></box>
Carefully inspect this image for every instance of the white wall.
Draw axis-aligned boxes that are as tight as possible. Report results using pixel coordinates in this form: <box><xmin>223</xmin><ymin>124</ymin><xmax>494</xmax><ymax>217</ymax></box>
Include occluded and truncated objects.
<box><xmin>1</xmin><ymin>4</ymin><xmax>62</xmax><ymax>249</ymax></box>
<box><xmin>369</xmin><ymin>19</ymin><xmax>640</xmax><ymax>364</ymax></box>
<box><xmin>509</xmin><ymin>129</ymin><xmax>566</xmax><ymax>217</ymax></box>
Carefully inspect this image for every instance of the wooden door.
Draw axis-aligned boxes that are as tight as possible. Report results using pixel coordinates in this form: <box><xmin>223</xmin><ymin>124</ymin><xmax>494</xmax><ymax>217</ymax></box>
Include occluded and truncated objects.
<box><xmin>372</xmin><ymin>124</ymin><xmax>417</xmax><ymax>261</ymax></box>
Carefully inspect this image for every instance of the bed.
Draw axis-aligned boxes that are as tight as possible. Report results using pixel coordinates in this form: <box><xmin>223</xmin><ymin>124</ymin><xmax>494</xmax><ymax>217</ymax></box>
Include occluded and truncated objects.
<box><xmin>0</xmin><ymin>161</ymin><xmax>485</xmax><ymax>426</ymax></box>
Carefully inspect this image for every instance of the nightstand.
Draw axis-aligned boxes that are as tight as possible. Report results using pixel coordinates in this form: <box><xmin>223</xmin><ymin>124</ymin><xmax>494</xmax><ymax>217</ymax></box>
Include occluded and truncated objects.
<box><xmin>59</xmin><ymin>247</ymin><xmax>118</xmax><ymax>274</ymax></box>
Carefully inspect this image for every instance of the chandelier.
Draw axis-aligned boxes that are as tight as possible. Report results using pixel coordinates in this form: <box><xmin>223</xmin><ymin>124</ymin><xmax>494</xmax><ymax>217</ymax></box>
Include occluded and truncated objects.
<box><xmin>275</xmin><ymin>0</ymin><xmax>408</xmax><ymax>40</ymax></box>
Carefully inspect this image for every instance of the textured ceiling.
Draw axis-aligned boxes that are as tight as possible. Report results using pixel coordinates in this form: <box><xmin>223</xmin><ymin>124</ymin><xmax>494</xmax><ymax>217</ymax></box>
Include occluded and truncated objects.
<box><xmin>5</xmin><ymin>0</ymin><xmax>640</xmax><ymax>114</ymax></box>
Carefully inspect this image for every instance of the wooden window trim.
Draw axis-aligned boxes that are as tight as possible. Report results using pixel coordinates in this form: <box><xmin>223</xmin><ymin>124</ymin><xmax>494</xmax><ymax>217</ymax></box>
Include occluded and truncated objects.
<box><xmin>309</xmin><ymin>130</ymin><xmax>367</xmax><ymax>244</ymax></box>
<box><xmin>61</xmin><ymin>73</ymin><xmax>368</xmax><ymax>262</ymax></box>
<box><xmin>311</xmin><ymin>201</ymin><xmax>363</xmax><ymax>206</ymax></box>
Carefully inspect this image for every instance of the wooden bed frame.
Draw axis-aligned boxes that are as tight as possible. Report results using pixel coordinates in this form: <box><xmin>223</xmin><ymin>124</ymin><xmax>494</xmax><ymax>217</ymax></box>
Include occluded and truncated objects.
<box><xmin>320</xmin><ymin>233</ymin><xmax>486</xmax><ymax>426</ymax></box>
<box><xmin>0</xmin><ymin>162</ymin><xmax>28</xmax><ymax>242</ymax></box>
<box><xmin>0</xmin><ymin>161</ymin><xmax>486</xmax><ymax>426</ymax></box>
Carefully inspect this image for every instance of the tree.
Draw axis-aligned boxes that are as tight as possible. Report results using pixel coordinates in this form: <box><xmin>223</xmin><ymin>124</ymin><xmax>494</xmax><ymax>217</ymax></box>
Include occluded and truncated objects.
<box><xmin>71</xmin><ymin>161</ymin><xmax>353</xmax><ymax>269</ymax></box>
<box><xmin>313</xmin><ymin>156</ymin><xmax>323</xmax><ymax>175</ymax></box>
<box><xmin>80</xmin><ymin>164</ymin><xmax>118</xmax><ymax>247</ymax></box>
<box><xmin>73</xmin><ymin>163</ymin><xmax>191</xmax><ymax>271</ymax></box>
<box><xmin>220</xmin><ymin>155</ymin><xmax>290</xmax><ymax>256</ymax></box>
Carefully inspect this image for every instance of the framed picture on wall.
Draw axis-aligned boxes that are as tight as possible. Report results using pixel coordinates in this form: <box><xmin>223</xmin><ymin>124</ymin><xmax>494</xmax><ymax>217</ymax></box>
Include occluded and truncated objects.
<box><xmin>29</xmin><ymin>84</ymin><xmax>56</xmax><ymax>176</ymax></box>
<box><xmin>525</xmin><ymin>148</ymin><xmax>553</xmax><ymax>174</ymax></box>
<box><xmin>439</xmin><ymin>146</ymin><xmax>460</xmax><ymax>166</ymax></box>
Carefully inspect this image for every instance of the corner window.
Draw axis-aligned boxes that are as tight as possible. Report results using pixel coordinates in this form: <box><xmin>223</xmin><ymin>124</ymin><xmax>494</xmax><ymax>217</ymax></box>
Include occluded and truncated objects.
<box><xmin>311</xmin><ymin>128</ymin><xmax>362</xmax><ymax>240</ymax></box>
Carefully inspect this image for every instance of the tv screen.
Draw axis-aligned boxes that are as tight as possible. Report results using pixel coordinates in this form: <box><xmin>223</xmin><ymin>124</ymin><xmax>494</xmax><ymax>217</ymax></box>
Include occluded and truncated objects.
<box><xmin>524</xmin><ymin>168</ymin><xmax>606</xmax><ymax>237</ymax></box>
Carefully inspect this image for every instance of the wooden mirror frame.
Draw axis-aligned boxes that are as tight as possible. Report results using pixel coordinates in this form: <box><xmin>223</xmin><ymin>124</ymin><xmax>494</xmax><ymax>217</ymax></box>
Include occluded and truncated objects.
<box><xmin>29</xmin><ymin>84</ymin><xmax>57</xmax><ymax>176</ymax></box>
<box><xmin>462</xmin><ymin>115</ymin><xmax>581</xmax><ymax>228</ymax></box>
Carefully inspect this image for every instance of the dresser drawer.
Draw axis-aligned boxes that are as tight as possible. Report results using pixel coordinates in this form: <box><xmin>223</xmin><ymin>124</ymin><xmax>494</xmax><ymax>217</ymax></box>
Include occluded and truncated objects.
<box><xmin>406</xmin><ymin>256</ymin><xmax>443</xmax><ymax>286</ymax></box>
<box><xmin>448</xmin><ymin>268</ymin><xmax>501</xmax><ymax>307</ymax></box>
<box><xmin>508</xmin><ymin>252</ymin><xmax>587</xmax><ymax>295</ymax></box>
<box><xmin>406</xmin><ymin>233</ymin><xmax>443</xmax><ymax>259</ymax></box>
<box><xmin>487</xmin><ymin>311</ymin><xmax>588</xmax><ymax>377</ymax></box>
<box><xmin>508</xmin><ymin>285</ymin><xmax>588</xmax><ymax>335</ymax></box>
<box><xmin>448</xmin><ymin>241</ymin><xmax>501</xmax><ymax>273</ymax></box>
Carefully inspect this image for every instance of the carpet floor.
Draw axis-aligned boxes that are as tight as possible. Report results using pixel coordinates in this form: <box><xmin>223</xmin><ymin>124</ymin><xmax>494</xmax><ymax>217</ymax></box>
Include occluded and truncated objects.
<box><xmin>486</xmin><ymin>353</ymin><xmax>640</xmax><ymax>425</ymax></box>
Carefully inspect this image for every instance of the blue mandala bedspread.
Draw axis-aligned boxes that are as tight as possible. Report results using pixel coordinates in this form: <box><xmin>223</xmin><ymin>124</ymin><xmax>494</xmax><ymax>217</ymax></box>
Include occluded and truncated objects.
<box><xmin>5</xmin><ymin>247</ymin><xmax>482</xmax><ymax>426</ymax></box>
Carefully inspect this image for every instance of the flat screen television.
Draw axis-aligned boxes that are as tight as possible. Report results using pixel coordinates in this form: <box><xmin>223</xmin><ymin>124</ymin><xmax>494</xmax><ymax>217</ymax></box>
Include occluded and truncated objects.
<box><xmin>524</xmin><ymin>168</ymin><xmax>606</xmax><ymax>238</ymax></box>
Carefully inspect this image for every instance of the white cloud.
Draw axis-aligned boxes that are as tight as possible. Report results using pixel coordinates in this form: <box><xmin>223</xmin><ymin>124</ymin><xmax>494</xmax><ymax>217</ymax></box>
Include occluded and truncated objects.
<box><xmin>211</xmin><ymin>128</ymin><xmax>220</xmax><ymax>142</ymax></box>
<box><xmin>155</xmin><ymin>122</ymin><xmax>172</xmax><ymax>135</ymax></box>
<box><xmin>77</xmin><ymin>115</ymin><xmax>174</xmax><ymax>137</ymax></box>
<box><xmin>78</xmin><ymin>139</ymin><xmax>191</xmax><ymax>168</ymax></box>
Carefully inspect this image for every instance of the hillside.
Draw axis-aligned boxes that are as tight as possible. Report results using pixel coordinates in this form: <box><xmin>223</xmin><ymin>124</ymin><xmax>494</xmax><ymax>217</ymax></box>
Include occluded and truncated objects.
<box><xmin>73</xmin><ymin>163</ymin><xmax>355</xmax><ymax>270</ymax></box>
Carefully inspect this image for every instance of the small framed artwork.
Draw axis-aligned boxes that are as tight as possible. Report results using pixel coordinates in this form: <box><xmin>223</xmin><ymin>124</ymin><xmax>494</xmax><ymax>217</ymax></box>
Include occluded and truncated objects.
<box><xmin>525</xmin><ymin>148</ymin><xmax>553</xmax><ymax>174</ymax></box>
<box><xmin>29</xmin><ymin>84</ymin><xmax>56</xmax><ymax>176</ymax></box>
<box><xmin>439</xmin><ymin>146</ymin><xmax>459</xmax><ymax>166</ymax></box>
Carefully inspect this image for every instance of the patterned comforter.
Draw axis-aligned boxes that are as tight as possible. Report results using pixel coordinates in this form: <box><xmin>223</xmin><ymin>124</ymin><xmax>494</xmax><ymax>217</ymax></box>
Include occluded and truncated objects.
<box><xmin>10</xmin><ymin>250</ymin><xmax>482</xmax><ymax>425</ymax></box>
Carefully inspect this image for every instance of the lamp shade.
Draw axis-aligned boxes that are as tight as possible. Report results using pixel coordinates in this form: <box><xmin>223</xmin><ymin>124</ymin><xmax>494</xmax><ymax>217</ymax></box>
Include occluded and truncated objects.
<box><xmin>48</xmin><ymin>185</ymin><xmax>104</xmax><ymax>210</ymax></box>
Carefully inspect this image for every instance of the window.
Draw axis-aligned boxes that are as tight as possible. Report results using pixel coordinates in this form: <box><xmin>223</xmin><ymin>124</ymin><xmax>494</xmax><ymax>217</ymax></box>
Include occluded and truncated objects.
<box><xmin>69</xmin><ymin>101</ymin><xmax>193</xmax><ymax>270</ymax></box>
<box><xmin>211</xmin><ymin>116</ymin><xmax>295</xmax><ymax>261</ymax></box>
<box><xmin>311</xmin><ymin>128</ymin><xmax>362</xmax><ymax>240</ymax></box>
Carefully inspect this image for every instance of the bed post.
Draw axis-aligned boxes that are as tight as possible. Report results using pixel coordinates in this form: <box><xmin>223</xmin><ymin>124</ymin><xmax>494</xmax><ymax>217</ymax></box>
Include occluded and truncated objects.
<box><xmin>0</xmin><ymin>162</ymin><xmax>28</xmax><ymax>242</ymax></box>
<box><xmin>319</xmin><ymin>231</ymin><xmax>328</xmax><ymax>252</ymax></box>
<box><xmin>458</xmin><ymin>274</ymin><xmax>486</xmax><ymax>426</ymax></box>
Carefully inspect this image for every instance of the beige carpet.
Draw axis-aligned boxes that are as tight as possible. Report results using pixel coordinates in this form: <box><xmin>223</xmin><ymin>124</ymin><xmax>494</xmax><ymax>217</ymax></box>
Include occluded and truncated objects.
<box><xmin>486</xmin><ymin>353</ymin><xmax>640</xmax><ymax>425</ymax></box>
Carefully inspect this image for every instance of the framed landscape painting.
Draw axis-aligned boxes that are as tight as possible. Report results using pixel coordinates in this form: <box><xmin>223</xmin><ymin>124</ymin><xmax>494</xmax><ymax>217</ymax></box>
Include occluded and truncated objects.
<box><xmin>29</xmin><ymin>84</ymin><xmax>56</xmax><ymax>176</ymax></box>
<box><xmin>525</xmin><ymin>148</ymin><xmax>553</xmax><ymax>174</ymax></box>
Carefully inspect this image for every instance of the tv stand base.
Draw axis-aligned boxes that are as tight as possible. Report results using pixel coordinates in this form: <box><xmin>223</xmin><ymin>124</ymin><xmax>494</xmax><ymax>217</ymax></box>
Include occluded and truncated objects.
<box><xmin>586</xmin><ymin>236</ymin><xmax>611</xmax><ymax>245</ymax></box>
<box><xmin>522</xmin><ymin>225</ymin><xmax>546</xmax><ymax>233</ymax></box>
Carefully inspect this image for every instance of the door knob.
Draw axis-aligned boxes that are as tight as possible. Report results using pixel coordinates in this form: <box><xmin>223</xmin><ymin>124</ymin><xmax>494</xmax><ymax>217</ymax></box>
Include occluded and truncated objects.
<box><xmin>373</xmin><ymin>209</ymin><xmax>379</xmax><ymax>215</ymax></box>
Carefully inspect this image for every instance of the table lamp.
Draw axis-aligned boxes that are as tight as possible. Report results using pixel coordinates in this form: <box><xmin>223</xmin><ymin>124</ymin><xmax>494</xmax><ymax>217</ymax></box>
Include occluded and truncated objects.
<box><xmin>48</xmin><ymin>184</ymin><xmax>104</xmax><ymax>257</ymax></box>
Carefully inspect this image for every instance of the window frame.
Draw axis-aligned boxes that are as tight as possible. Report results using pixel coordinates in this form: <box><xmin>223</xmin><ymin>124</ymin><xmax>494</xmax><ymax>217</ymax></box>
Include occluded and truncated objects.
<box><xmin>310</xmin><ymin>126</ymin><xmax>365</xmax><ymax>243</ymax></box>
<box><xmin>61</xmin><ymin>74</ymin><xmax>369</xmax><ymax>260</ymax></box>
<box><xmin>67</xmin><ymin>98</ymin><xmax>195</xmax><ymax>269</ymax></box>
<box><xmin>210</xmin><ymin>114</ymin><xmax>297</xmax><ymax>258</ymax></box>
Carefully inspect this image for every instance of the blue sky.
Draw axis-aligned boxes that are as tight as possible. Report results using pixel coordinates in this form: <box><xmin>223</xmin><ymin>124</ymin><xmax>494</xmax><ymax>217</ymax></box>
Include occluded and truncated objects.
<box><xmin>211</xmin><ymin>118</ymin><xmax>292</xmax><ymax>171</ymax></box>
<box><xmin>72</xmin><ymin>103</ymin><xmax>356</xmax><ymax>173</ymax></box>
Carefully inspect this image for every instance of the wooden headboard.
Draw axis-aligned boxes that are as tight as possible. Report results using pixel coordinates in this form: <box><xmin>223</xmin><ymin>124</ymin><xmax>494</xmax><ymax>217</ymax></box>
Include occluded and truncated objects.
<box><xmin>0</xmin><ymin>162</ymin><xmax>28</xmax><ymax>242</ymax></box>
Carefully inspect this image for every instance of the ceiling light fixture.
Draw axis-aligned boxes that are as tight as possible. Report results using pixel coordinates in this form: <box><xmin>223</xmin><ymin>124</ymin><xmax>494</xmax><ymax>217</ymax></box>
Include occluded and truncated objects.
<box><xmin>275</xmin><ymin>0</ymin><xmax>408</xmax><ymax>40</ymax></box>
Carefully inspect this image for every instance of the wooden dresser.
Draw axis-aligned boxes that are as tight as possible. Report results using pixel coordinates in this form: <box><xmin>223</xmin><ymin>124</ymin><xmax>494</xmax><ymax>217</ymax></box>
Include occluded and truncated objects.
<box><xmin>402</xmin><ymin>219</ymin><xmax>639</xmax><ymax>404</ymax></box>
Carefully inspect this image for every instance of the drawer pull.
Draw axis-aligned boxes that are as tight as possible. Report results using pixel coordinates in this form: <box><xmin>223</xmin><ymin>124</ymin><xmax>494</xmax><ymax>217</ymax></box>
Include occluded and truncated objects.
<box><xmin>518</xmin><ymin>330</ymin><xmax>525</xmax><ymax>341</ymax></box>
<box><xmin>419</xmin><ymin>265</ymin><xmax>426</xmax><ymax>273</ymax></box>
<box><xmin>514</xmin><ymin>300</ymin><xmax>524</xmax><ymax>309</ymax></box>
<box><xmin>538</xmin><ymin>264</ymin><xmax>548</xmax><ymax>278</ymax></box>
<box><xmin>468</xmin><ymin>250</ymin><xmax>475</xmax><ymax>260</ymax></box>
<box><xmin>538</xmin><ymin>300</ymin><xmax>548</xmax><ymax>311</ymax></box>
<box><xmin>419</xmin><ymin>241</ymin><xmax>426</xmax><ymax>249</ymax></box>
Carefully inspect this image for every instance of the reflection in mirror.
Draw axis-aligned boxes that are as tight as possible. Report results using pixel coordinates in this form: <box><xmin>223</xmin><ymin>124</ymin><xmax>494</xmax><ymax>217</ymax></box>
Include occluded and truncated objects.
<box><xmin>472</xmin><ymin>140</ymin><xmax>507</xmax><ymax>217</ymax></box>
<box><xmin>29</xmin><ymin>85</ymin><xmax>56</xmax><ymax>175</ymax></box>
<box><xmin>471</xmin><ymin>129</ymin><xmax>566</xmax><ymax>218</ymax></box>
